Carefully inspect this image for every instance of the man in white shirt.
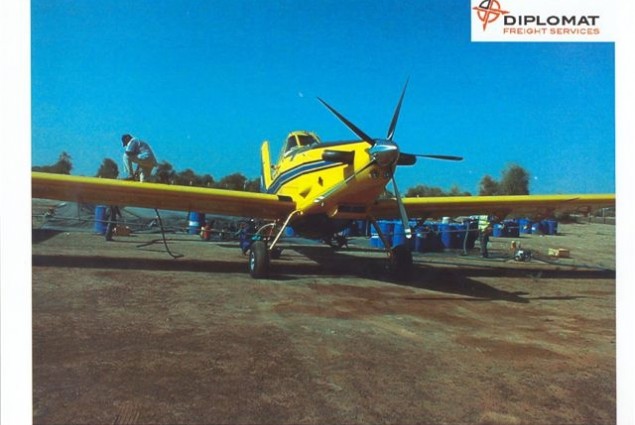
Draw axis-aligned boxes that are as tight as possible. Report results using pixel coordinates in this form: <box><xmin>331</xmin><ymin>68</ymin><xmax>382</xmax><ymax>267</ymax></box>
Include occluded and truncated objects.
<box><xmin>121</xmin><ymin>134</ymin><xmax>157</xmax><ymax>182</ymax></box>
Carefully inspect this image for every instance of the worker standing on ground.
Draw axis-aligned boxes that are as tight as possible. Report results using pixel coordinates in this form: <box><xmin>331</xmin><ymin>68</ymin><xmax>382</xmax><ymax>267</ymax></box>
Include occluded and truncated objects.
<box><xmin>121</xmin><ymin>134</ymin><xmax>157</xmax><ymax>182</ymax></box>
<box><xmin>104</xmin><ymin>205</ymin><xmax>122</xmax><ymax>241</ymax></box>
<box><xmin>478</xmin><ymin>215</ymin><xmax>493</xmax><ymax>258</ymax></box>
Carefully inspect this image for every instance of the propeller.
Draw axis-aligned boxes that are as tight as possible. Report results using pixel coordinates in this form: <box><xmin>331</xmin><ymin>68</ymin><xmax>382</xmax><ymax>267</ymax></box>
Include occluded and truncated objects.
<box><xmin>413</xmin><ymin>154</ymin><xmax>463</xmax><ymax>161</ymax></box>
<box><xmin>390</xmin><ymin>174</ymin><xmax>412</xmax><ymax>240</ymax></box>
<box><xmin>386</xmin><ymin>78</ymin><xmax>409</xmax><ymax>141</ymax></box>
<box><xmin>384</xmin><ymin>79</ymin><xmax>412</xmax><ymax>240</ymax></box>
<box><xmin>398</xmin><ymin>153</ymin><xmax>463</xmax><ymax>165</ymax></box>
<box><xmin>318</xmin><ymin>80</ymin><xmax>462</xmax><ymax>243</ymax></box>
<box><xmin>317</xmin><ymin>97</ymin><xmax>375</xmax><ymax>145</ymax></box>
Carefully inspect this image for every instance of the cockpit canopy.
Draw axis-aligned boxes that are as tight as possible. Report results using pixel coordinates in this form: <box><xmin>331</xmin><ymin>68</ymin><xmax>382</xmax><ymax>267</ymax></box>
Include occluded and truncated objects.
<box><xmin>282</xmin><ymin>131</ymin><xmax>321</xmax><ymax>157</ymax></box>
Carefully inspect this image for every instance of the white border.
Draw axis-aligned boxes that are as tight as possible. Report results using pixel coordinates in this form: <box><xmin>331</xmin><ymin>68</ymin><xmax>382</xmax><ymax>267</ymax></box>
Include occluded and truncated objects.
<box><xmin>1</xmin><ymin>0</ymin><xmax>32</xmax><ymax>423</ymax></box>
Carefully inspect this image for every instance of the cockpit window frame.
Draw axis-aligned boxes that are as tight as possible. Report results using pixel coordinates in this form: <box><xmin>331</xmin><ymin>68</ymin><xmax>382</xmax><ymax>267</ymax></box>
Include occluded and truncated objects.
<box><xmin>281</xmin><ymin>131</ymin><xmax>321</xmax><ymax>158</ymax></box>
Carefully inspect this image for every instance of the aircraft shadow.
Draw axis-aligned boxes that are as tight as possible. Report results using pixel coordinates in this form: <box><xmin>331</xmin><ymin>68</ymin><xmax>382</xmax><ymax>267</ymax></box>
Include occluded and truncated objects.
<box><xmin>31</xmin><ymin>241</ymin><xmax>613</xmax><ymax>304</ymax></box>
<box><xmin>32</xmin><ymin>254</ymin><xmax>247</xmax><ymax>274</ymax></box>
<box><xmin>289</xmin><ymin>245</ymin><xmax>614</xmax><ymax>304</ymax></box>
<box><xmin>32</xmin><ymin>229</ymin><xmax>64</xmax><ymax>243</ymax></box>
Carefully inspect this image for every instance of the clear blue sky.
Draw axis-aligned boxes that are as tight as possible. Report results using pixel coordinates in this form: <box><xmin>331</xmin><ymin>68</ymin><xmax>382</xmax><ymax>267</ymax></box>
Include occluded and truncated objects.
<box><xmin>31</xmin><ymin>0</ymin><xmax>615</xmax><ymax>194</ymax></box>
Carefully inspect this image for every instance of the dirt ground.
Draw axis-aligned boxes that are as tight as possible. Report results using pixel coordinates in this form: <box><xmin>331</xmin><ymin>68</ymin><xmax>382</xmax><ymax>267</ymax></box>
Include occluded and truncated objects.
<box><xmin>32</xmin><ymin>217</ymin><xmax>616</xmax><ymax>425</ymax></box>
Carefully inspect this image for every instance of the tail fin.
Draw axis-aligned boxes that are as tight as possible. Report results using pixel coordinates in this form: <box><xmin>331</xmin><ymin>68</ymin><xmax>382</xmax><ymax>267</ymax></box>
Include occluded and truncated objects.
<box><xmin>260</xmin><ymin>141</ymin><xmax>273</xmax><ymax>192</ymax></box>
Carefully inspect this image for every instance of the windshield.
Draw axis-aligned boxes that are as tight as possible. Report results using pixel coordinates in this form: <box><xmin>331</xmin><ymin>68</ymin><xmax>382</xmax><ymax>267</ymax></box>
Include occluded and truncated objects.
<box><xmin>283</xmin><ymin>132</ymin><xmax>320</xmax><ymax>155</ymax></box>
<box><xmin>297</xmin><ymin>134</ymin><xmax>317</xmax><ymax>147</ymax></box>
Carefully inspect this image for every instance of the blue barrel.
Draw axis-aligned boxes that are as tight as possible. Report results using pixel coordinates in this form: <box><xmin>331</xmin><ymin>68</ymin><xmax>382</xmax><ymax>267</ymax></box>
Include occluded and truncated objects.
<box><xmin>393</xmin><ymin>222</ymin><xmax>407</xmax><ymax>247</ymax></box>
<box><xmin>424</xmin><ymin>221</ymin><xmax>438</xmax><ymax>231</ymax></box>
<box><xmin>356</xmin><ymin>220</ymin><xmax>367</xmax><ymax>236</ymax></box>
<box><xmin>188</xmin><ymin>212</ymin><xmax>205</xmax><ymax>235</ymax></box>
<box><xmin>378</xmin><ymin>221</ymin><xmax>394</xmax><ymax>247</ymax></box>
<box><xmin>369</xmin><ymin>222</ymin><xmax>386</xmax><ymax>249</ymax></box>
<box><xmin>452</xmin><ymin>224</ymin><xmax>464</xmax><ymax>249</ymax></box>
<box><xmin>439</xmin><ymin>223</ymin><xmax>452</xmax><ymax>249</ymax></box>
<box><xmin>504</xmin><ymin>220</ymin><xmax>520</xmax><ymax>238</ymax></box>
<box><xmin>450</xmin><ymin>223</ymin><xmax>464</xmax><ymax>248</ymax></box>
<box><xmin>543</xmin><ymin>219</ymin><xmax>558</xmax><ymax>235</ymax></box>
<box><xmin>531</xmin><ymin>221</ymin><xmax>544</xmax><ymax>235</ymax></box>
<box><xmin>94</xmin><ymin>205</ymin><xmax>108</xmax><ymax>235</ymax></box>
<box><xmin>414</xmin><ymin>226</ymin><xmax>433</xmax><ymax>252</ymax></box>
<box><xmin>414</xmin><ymin>226</ymin><xmax>426</xmax><ymax>252</ymax></box>
<box><xmin>493</xmin><ymin>223</ymin><xmax>505</xmax><ymax>238</ymax></box>
<box><xmin>370</xmin><ymin>223</ymin><xmax>379</xmax><ymax>248</ymax></box>
<box><xmin>518</xmin><ymin>218</ymin><xmax>532</xmax><ymax>234</ymax></box>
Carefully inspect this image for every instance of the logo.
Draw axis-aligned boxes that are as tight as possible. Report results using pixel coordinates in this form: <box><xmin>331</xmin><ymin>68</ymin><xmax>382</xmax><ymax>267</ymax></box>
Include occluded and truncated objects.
<box><xmin>471</xmin><ymin>0</ymin><xmax>615</xmax><ymax>42</ymax></box>
<box><xmin>472</xmin><ymin>0</ymin><xmax>510</xmax><ymax>31</ymax></box>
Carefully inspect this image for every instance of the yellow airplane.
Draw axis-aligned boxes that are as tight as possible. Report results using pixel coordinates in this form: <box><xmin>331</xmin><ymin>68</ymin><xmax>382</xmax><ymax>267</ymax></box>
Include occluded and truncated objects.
<box><xmin>32</xmin><ymin>81</ymin><xmax>615</xmax><ymax>278</ymax></box>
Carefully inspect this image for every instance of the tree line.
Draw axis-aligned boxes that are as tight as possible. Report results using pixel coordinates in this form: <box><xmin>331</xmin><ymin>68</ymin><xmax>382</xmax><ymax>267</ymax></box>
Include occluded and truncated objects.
<box><xmin>405</xmin><ymin>164</ymin><xmax>529</xmax><ymax>197</ymax></box>
<box><xmin>33</xmin><ymin>152</ymin><xmax>531</xmax><ymax>196</ymax></box>
<box><xmin>33</xmin><ymin>153</ymin><xmax>262</xmax><ymax>192</ymax></box>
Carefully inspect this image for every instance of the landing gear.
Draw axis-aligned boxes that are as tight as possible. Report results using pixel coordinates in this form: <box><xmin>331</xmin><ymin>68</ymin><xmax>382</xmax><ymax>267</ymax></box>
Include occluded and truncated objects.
<box><xmin>249</xmin><ymin>241</ymin><xmax>270</xmax><ymax>278</ymax></box>
<box><xmin>324</xmin><ymin>234</ymin><xmax>348</xmax><ymax>249</ymax></box>
<box><xmin>389</xmin><ymin>244</ymin><xmax>413</xmax><ymax>280</ymax></box>
<box><xmin>247</xmin><ymin>210</ymin><xmax>302</xmax><ymax>279</ymax></box>
<box><xmin>369</xmin><ymin>217</ymin><xmax>413</xmax><ymax>281</ymax></box>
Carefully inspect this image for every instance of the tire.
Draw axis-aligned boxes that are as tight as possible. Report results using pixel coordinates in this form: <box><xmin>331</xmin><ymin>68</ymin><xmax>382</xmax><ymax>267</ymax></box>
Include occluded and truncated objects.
<box><xmin>390</xmin><ymin>244</ymin><xmax>413</xmax><ymax>281</ymax></box>
<box><xmin>249</xmin><ymin>241</ymin><xmax>270</xmax><ymax>278</ymax></box>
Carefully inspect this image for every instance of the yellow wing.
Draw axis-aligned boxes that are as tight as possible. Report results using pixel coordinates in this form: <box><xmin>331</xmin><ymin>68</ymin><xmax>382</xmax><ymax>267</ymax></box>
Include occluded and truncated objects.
<box><xmin>369</xmin><ymin>194</ymin><xmax>615</xmax><ymax>220</ymax></box>
<box><xmin>32</xmin><ymin>172</ymin><xmax>295</xmax><ymax>220</ymax></box>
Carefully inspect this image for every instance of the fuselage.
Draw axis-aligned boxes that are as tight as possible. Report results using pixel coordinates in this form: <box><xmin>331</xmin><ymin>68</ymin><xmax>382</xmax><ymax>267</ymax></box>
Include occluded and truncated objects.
<box><xmin>262</xmin><ymin>131</ymin><xmax>396</xmax><ymax>238</ymax></box>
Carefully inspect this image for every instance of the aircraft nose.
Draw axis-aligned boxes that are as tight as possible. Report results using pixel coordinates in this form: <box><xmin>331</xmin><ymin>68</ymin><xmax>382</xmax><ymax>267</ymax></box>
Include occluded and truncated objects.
<box><xmin>369</xmin><ymin>140</ymin><xmax>399</xmax><ymax>167</ymax></box>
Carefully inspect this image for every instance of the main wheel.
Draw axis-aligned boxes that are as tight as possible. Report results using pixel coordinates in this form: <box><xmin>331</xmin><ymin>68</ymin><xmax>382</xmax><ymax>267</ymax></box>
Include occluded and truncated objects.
<box><xmin>249</xmin><ymin>241</ymin><xmax>270</xmax><ymax>278</ymax></box>
<box><xmin>389</xmin><ymin>244</ymin><xmax>413</xmax><ymax>281</ymax></box>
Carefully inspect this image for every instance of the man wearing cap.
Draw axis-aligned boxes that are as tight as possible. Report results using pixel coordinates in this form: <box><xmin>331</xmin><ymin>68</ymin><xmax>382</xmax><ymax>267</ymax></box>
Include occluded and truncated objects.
<box><xmin>121</xmin><ymin>134</ymin><xmax>157</xmax><ymax>182</ymax></box>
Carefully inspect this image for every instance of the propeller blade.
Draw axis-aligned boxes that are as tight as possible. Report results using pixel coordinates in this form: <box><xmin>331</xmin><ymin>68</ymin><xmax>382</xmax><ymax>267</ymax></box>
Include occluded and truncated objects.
<box><xmin>317</xmin><ymin>97</ymin><xmax>376</xmax><ymax>145</ymax></box>
<box><xmin>391</xmin><ymin>176</ymin><xmax>413</xmax><ymax>240</ymax></box>
<box><xmin>386</xmin><ymin>78</ymin><xmax>409</xmax><ymax>141</ymax></box>
<box><xmin>408</xmin><ymin>153</ymin><xmax>464</xmax><ymax>161</ymax></box>
<box><xmin>397</xmin><ymin>153</ymin><xmax>417</xmax><ymax>166</ymax></box>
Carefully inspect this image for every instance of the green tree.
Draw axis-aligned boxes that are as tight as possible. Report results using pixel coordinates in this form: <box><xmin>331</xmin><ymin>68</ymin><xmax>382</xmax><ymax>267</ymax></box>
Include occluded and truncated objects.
<box><xmin>448</xmin><ymin>184</ymin><xmax>471</xmax><ymax>197</ymax></box>
<box><xmin>200</xmin><ymin>174</ymin><xmax>215</xmax><ymax>187</ymax></box>
<box><xmin>478</xmin><ymin>175</ymin><xmax>500</xmax><ymax>196</ymax></box>
<box><xmin>499</xmin><ymin>163</ymin><xmax>530</xmax><ymax>195</ymax></box>
<box><xmin>32</xmin><ymin>151</ymin><xmax>73</xmax><ymax>174</ymax></box>
<box><xmin>405</xmin><ymin>185</ymin><xmax>445</xmax><ymax>197</ymax></box>
<box><xmin>244</xmin><ymin>177</ymin><xmax>261</xmax><ymax>192</ymax></box>
<box><xmin>175</xmin><ymin>168</ymin><xmax>199</xmax><ymax>186</ymax></box>
<box><xmin>155</xmin><ymin>161</ymin><xmax>176</xmax><ymax>184</ymax></box>
<box><xmin>95</xmin><ymin>158</ymin><xmax>119</xmax><ymax>179</ymax></box>
<box><xmin>217</xmin><ymin>173</ymin><xmax>248</xmax><ymax>190</ymax></box>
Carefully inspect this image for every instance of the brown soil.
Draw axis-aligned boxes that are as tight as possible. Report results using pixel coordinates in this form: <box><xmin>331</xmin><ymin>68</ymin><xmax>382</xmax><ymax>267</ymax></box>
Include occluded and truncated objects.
<box><xmin>32</xmin><ymin>220</ymin><xmax>615</xmax><ymax>425</ymax></box>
